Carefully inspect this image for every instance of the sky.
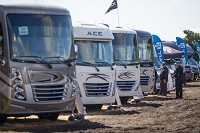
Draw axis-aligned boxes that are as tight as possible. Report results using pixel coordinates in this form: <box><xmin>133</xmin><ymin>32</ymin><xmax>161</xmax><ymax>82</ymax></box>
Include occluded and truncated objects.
<box><xmin>0</xmin><ymin>0</ymin><xmax>199</xmax><ymax>41</ymax></box>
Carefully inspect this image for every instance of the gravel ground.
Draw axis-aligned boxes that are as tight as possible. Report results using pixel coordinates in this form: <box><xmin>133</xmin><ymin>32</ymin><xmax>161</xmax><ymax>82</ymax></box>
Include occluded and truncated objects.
<box><xmin>0</xmin><ymin>81</ymin><xmax>200</xmax><ymax>133</ymax></box>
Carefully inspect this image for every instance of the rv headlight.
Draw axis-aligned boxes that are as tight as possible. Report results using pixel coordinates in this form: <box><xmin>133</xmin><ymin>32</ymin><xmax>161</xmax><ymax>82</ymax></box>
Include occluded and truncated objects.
<box><xmin>135</xmin><ymin>86</ymin><xmax>139</xmax><ymax>91</ymax></box>
<box><xmin>12</xmin><ymin>68</ymin><xmax>23</xmax><ymax>85</ymax></box>
<box><xmin>14</xmin><ymin>85</ymin><xmax>24</xmax><ymax>93</ymax></box>
<box><xmin>15</xmin><ymin>92</ymin><xmax>26</xmax><ymax>100</ymax></box>
<box><xmin>73</xmin><ymin>69</ymin><xmax>77</xmax><ymax>76</ymax></box>
<box><xmin>112</xmin><ymin>87</ymin><xmax>116</xmax><ymax>96</ymax></box>
<box><xmin>71</xmin><ymin>87</ymin><xmax>77</xmax><ymax>97</ymax></box>
<box><xmin>12</xmin><ymin>68</ymin><xmax>26</xmax><ymax>101</ymax></box>
<box><xmin>13</xmin><ymin>71</ymin><xmax>20</xmax><ymax>77</ymax></box>
<box><xmin>12</xmin><ymin>68</ymin><xmax>22</xmax><ymax>77</ymax></box>
<box><xmin>12</xmin><ymin>77</ymin><xmax>23</xmax><ymax>85</ymax></box>
<box><xmin>112</xmin><ymin>81</ymin><xmax>117</xmax><ymax>96</ymax></box>
<box><xmin>71</xmin><ymin>80</ymin><xmax>78</xmax><ymax>97</ymax></box>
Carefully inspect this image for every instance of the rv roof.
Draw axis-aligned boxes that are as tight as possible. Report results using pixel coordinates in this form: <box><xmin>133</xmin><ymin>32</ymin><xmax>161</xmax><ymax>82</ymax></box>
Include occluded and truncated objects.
<box><xmin>135</xmin><ymin>30</ymin><xmax>152</xmax><ymax>37</ymax></box>
<box><xmin>111</xmin><ymin>27</ymin><xmax>136</xmax><ymax>34</ymax></box>
<box><xmin>73</xmin><ymin>22</ymin><xmax>109</xmax><ymax>29</ymax></box>
<box><xmin>0</xmin><ymin>4</ymin><xmax>70</xmax><ymax>15</ymax></box>
<box><xmin>73</xmin><ymin>22</ymin><xmax>114</xmax><ymax>41</ymax></box>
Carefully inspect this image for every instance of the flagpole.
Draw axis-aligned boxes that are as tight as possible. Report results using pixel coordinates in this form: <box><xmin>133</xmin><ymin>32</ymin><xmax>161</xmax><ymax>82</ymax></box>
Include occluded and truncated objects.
<box><xmin>117</xmin><ymin>7</ymin><xmax>120</xmax><ymax>27</ymax></box>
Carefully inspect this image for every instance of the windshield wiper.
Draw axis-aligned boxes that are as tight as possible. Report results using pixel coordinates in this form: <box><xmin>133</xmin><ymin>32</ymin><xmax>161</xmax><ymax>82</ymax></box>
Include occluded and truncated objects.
<box><xmin>43</xmin><ymin>56</ymin><xmax>75</xmax><ymax>67</ymax></box>
<box><xmin>115</xmin><ymin>59</ymin><xmax>127</xmax><ymax>69</ymax></box>
<box><xmin>13</xmin><ymin>56</ymin><xmax>52</xmax><ymax>69</ymax></box>
<box><xmin>95</xmin><ymin>61</ymin><xmax>114</xmax><ymax>70</ymax></box>
<box><xmin>140</xmin><ymin>60</ymin><xmax>152</xmax><ymax>63</ymax></box>
<box><xmin>81</xmin><ymin>62</ymin><xmax>100</xmax><ymax>72</ymax></box>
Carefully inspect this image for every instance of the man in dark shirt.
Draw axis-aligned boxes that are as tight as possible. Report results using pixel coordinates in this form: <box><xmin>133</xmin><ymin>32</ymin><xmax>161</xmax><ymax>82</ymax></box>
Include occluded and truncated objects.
<box><xmin>174</xmin><ymin>61</ymin><xmax>184</xmax><ymax>99</ymax></box>
<box><xmin>159</xmin><ymin>62</ymin><xmax>168</xmax><ymax>96</ymax></box>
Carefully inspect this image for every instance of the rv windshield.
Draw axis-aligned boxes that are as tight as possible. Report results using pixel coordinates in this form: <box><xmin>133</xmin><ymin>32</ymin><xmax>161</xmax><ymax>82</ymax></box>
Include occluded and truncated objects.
<box><xmin>7</xmin><ymin>14</ymin><xmax>74</xmax><ymax>63</ymax></box>
<box><xmin>112</xmin><ymin>33</ymin><xmax>138</xmax><ymax>65</ymax></box>
<box><xmin>75</xmin><ymin>41</ymin><xmax>113</xmax><ymax>66</ymax></box>
<box><xmin>138</xmin><ymin>35</ymin><xmax>153</xmax><ymax>63</ymax></box>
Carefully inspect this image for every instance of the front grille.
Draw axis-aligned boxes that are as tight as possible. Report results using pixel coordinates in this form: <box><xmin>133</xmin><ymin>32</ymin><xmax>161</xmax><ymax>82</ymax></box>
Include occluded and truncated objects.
<box><xmin>140</xmin><ymin>76</ymin><xmax>150</xmax><ymax>85</ymax></box>
<box><xmin>83</xmin><ymin>83</ymin><xmax>111</xmax><ymax>97</ymax></box>
<box><xmin>117</xmin><ymin>81</ymin><xmax>136</xmax><ymax>91</ymax></box>
<box><xmin>32</xmin><ymin>85</ymin><xmax>68</xmax><ymax>102</ymax></box>
<box><xmin>192</xmin><ymin>68</ymin><xmax>199</xmax><ymax>73</ymax></box>
<box><xmin>185</xmin><ymin>66</ymin><xmax>191</xmax><ymax>68</ymax></box>
<box><xmin>185</xmin><ymin>68</ymin><xmax>191</xmax><ymax>73</ymax></box>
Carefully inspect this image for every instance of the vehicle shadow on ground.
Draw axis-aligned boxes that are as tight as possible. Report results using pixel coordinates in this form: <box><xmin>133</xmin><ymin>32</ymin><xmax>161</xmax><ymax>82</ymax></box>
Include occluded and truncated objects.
<box><xmin>124</xmin><ymin>102</ymin><xmax>163</xmax><ymax>108</ymax></box>
<box><xmin>143</xmin><ymin>96</ymin><xmax>175</xmax><ymax>102</ymax></box>
<box><xmin>1</xmin><ymin>119</ymin><xmax>111</xmax><ymax>132</ymax></box>
<box><xmin>86</xmin><ymin>108</ymin><xmax>140</xmax><ymax>116</ymax></box>
<box><xmin>184</xmin><ymin>84</ymin><xmax>200</xmax><ymax>87</ymax></box>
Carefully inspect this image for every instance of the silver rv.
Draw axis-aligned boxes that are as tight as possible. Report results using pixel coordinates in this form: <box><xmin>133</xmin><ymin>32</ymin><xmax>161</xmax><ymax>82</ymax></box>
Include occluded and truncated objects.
<box><xmin>0</xmin><ymin>4</ymin><xmax>77</xmax><ymax>123</ymax></box>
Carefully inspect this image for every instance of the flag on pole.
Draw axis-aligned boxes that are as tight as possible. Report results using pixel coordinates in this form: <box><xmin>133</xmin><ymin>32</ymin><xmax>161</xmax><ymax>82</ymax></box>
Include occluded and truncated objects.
<box><xmin>195</xmin><ymin>41</ymin><xmax>200</xmax><ymax>64</ymax></box>
<box><xmin>105</xmin><ymin>0</ymin><xmax>118</xmax><ymax>14</ymax></box>
<box><xmin>152</xmin><ymin>35</ymin><xmax>164</xmax><ymax>63</ymax></box>
<box><xmin>176</xmin><ymin>37</ymin><xmax>188</xmax><ymax>64</ymax></box>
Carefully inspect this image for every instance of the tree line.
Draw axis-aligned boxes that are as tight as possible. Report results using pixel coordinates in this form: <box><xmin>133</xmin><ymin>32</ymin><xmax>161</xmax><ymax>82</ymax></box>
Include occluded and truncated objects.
<box><xmin>183</xmin><ymin>30</ymin><xmax>200</xmax><ymax>61</ymax></box>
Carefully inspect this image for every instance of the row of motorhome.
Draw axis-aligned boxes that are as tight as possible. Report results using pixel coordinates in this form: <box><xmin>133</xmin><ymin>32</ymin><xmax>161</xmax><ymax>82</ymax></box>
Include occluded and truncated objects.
<box><xmin>73</xmin><ymin>23</ymin><xmax>154</xmax><ymax>108</ymax></box>
<box><xmin>0</xmin><ymin>4</ymin><xmax>155</xmax><ymax>123</ymax></box>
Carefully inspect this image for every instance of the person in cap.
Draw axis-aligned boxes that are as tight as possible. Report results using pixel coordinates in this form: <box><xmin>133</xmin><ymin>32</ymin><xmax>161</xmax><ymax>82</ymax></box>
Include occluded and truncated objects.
<box><xmin>159</xmin><ymin>62</ymin><xmax>169</xmax><ymax>96</ymax></box>
<box><xmin>174</xmin><ymin>61</ymin><xmax>183</xmax><ymax>99</ymax></box>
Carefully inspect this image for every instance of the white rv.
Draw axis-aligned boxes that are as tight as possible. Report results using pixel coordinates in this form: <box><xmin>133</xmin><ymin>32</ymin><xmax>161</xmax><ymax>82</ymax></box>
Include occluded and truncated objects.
<box><xmin>0</xmin><ymin>4</ymin><xmax>77</xmax><ymax>123</ymax></box>
<box><xmin>73</xmin><ymin>23</ymin><xmax>116</xmax><ymax>109</ymax></box>
<box><xmin>111</xmin><ymin>27</ymin><xmax>142</xmax><ymax>103</ymax></box>
<box><xmin>136</xmin><ymin>30</ymin><xmax>155</xmax><ymax>92</ymax></box>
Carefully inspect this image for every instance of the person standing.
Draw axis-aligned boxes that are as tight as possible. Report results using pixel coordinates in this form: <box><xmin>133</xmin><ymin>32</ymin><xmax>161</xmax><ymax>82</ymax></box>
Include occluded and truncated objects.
<box><xmin>174</xmin><ymin>61</ymin><xmax>184</xmax><ymax>99</ymax></box>
<box><xmin>159</xmin><ymin>62</ymin><xmax>169</xmax><ymax>96</ymax></box>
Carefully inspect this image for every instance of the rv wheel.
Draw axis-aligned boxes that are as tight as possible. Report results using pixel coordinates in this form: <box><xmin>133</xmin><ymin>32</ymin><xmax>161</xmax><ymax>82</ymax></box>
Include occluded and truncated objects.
<box><xmin>120</xmin><ymin>97</ymin><xmax>129</xmax><ymax>103</ymax></box>
<box><xmin>68</xmin><ymin>115</ymin><xmax>75</xmax><ymax>122</ymax></box>
<box><xmin>38</xmin><ymin>113</ymin><xmax>60</xmax><ymax>121</ymax></box>
<box><xmin>0</xmin><ymin>115</ymin><xmax>7</xmax><ymax>124</ymax></box>
<box><xmin>74</xmin><ymin>114</ymin><xmax>85</xmax><ymax>120</ymax></box>
<box><xmin>85</xmin><ymin>104</ymin><xmax>102</xmax><ymax>110</ymax></box>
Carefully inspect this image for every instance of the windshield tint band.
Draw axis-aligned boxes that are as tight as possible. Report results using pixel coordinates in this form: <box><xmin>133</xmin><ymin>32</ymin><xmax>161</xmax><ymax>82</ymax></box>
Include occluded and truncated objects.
<box><xmin>7</xmin><ymin>14</ymin><xmax>74</xmax><ymax>63</ymax></box>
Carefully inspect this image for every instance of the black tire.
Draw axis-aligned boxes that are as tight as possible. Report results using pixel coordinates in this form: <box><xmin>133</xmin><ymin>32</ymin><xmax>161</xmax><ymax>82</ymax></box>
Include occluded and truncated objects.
<box><xmin>156</xmin><ymin>89</ymin><xmax>160</xmax><ymax>94</ymax></box>
<box><xmin>85</xmin><ymin>104</ymin><xmax>102</xmax><ymax>110</ymax></box>
<box><xmin>68</xmin><ymin>115</ymin><xmax>75</xmax><ymax>122</ymax></box>
<box><xmin>0</xmin><ymin>115</ymin><xmax>7</xmax><ymax>124</ymax></box>
<box><xmin>120</xmin><ymin>97</ymin><xmax>129</xmax><ymax>103</ymax></box>
<box><xmin>38</xmin><ymin>113</ymin><xmax>60</xmax><ymax>121</ymax></box>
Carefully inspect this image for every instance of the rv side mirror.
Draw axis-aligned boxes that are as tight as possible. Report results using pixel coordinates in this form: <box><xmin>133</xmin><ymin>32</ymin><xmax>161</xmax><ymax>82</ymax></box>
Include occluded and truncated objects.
<box><xmin>0</xmin><ymin>45</ymin><xmax>2</xmax><ymax>56</ymax></box>
<box><xmin>0</xmin><ymin>37</ymin><xmax>3</xmax><ymax>57</ymax></box>
<box><xmin>0</xmin><ymin>36</ymin><xmax>2</xmax><ymax>42</ymax></box>
<box><xmin>74</xmin><ymin>44</ymin><xmax>78</xmax><ymax>59</ymax></box>
<box><xmin>0</xmin><ymin>57</ymin><xmax>6</xmax><ymax>66</ymax></box>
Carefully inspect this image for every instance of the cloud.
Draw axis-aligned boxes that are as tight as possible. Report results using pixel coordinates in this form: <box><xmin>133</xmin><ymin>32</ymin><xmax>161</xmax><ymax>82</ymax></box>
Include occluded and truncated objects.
<box><xmin>171</xmin><ymin>0</ymin><xmax>179</xmax><ymax>3</ymax></box>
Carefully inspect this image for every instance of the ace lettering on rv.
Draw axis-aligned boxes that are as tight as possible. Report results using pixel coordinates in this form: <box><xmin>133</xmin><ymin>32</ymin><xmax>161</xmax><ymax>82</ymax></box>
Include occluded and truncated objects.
<box><xmin>87</xmin><ymin>31</ymin><xmax>103</xmax><ymax>36</ymax></box>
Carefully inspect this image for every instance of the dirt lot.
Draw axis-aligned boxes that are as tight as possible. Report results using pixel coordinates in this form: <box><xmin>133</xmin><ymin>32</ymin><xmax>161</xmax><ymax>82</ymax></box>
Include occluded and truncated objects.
<box><xmin>0</xmin><ymin>81</ymin><xmax>200</xmax><ymax>133</ymax></box>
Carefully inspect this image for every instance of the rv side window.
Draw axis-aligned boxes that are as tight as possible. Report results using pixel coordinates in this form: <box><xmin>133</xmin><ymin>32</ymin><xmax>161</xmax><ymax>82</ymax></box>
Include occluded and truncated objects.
<box><xmin>0</xmin><ymin>23</ymin><xmax>3</xmax><ymax>57</ymax></box>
